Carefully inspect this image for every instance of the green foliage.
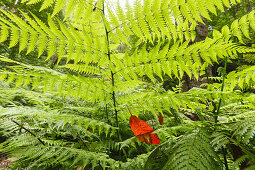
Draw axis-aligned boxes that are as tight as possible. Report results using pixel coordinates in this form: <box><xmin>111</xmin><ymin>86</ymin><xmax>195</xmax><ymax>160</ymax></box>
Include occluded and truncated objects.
<box><xmin>163</xmin><ymin>128</ymin><xmax>221</xmax><ymax>170</ymax></box>
<box><xmin>0</xmin><ymin>0</ymin><xmax>255</xmax><ymax>169</ymax></box>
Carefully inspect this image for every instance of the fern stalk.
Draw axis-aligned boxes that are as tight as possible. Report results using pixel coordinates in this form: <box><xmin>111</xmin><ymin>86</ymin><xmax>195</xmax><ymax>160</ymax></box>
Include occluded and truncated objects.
<box><xmin>102</xmin><ymin>1</ymin><xmax>120</xmax><ymax>141</ymax></box>
<box><xmin>215</xmin><ymin>56</ymin><xmax>227</xmax><ymax>123</ymax></box>
<box><xmin>223</xmin><ymin>147</ymin><xmax>229</xmax><ymax>170</ymax></box>
<box><xmin>215</xmin><ymin>56</ymin><xmax>229</xmax><ymax>170</ymax></box>
<box><xmin>77</xmin><ymin>132</ymin><xmax>90</xmax><ymax>151</ymax></box>
<box><xmin>77</xmin><ymin>132</ymin><xmax>104</xmax><ymax>169</ymax></box>
<box><xmin>9</xmin><ymin>118</ymin><xmax>45</xmax><ymax>146</ymax></box>
<box><xmin>105</xmin><ymin>104</ymin><xmax>110</xmax><ymax>124</ymax></box>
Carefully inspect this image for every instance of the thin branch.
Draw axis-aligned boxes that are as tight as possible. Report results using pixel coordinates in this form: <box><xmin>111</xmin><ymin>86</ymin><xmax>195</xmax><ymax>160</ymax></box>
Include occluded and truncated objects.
<box><xmin>105</xmin><ymin>104</ymin><xmax>110</xmax><ymax>124</ymax></box>
<box><xmin>213</xmin><ymin>56</ymin><xmax>228</xmax><ymax>169</ymax></box>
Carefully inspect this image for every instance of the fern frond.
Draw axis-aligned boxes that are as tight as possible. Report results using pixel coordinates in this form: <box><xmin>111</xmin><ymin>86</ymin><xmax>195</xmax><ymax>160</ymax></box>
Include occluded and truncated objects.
<box><xmin>0</xmin><ymin>24</ymin><xmax>8</xmax><ymax>43</ymax></box>
<box><xmin>117</xmin><ymin>153</ymin><xmax>150</xmax><ymax>170</ymax></box>
<box><xmin>0</xmin><ymin>55</ymin><xmax>112</xmax><ymax>101</ymax></box>
<box><xmin>1</xmin><ymin>106</ymin><xmax>116</xmax><ymax>136</ymax></box>
<box><xmin>7</xmin><ymin>145</ymin><xmax>115</xmax><ymax>169</ymax></box>
<box><xmin>231</xmin><ymin>117</ymin><xmax>255</xmax><ymax>144</ymax></box>
<box><xmin>213</xmin><ymin>10</ymin><xmax>255</xmax><ymax>43</ymax></box>
<box><xmin>0</xmin><ymin>10</ymin><xmax>106</xmax><ymax>63</ymax></box>
<box><xmin>9</xmin><ymin>27</ymin><xmax>19</xmax><ymax>48</ymax></box>
<box><xmin>232</xmin><ymin>155</ymin><xmax>250</xmax><ymax>169</ymax></box>
<box><xmin>163</xmin><ymin>128</ymin><xmax>221</xmax><ymax>170</ymax></box>
<box><xmin>211</xmin><ymin>132</ymin><xmax>230</xmax><ymax>151</ymax></box>
<box><xmin>226</xmin><ymin>65</ymin><xmax>255</xmax><ymax>91</ymax></box>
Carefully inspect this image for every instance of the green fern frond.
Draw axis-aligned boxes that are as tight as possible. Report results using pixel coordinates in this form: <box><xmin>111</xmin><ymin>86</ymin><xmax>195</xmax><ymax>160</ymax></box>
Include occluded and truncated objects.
<box><xmin>0</xmin><ymin>106</ymin><xmax>116</xmax><ymax>137</ymax></box>
<box><xmin>232</xmin><ymin>155</ymin><xmax>250</xmax><ymax>169</ymax></box>
<box><xmin>0</xmin><ymin>55</ymin><xmax>112</xmax><ymax>102</ymax></box>
<box><xmin>231</xmin><ymin>117</ymin><xmax>255</xmax><ymax>144</ymax></box>
<box><xmin>211</xmin><ymin>132</ymin><xmax>230</xmax><ymax>151</ymax></box>
<box><xmin>214</xmin><ymin>10</ymin><xmax>255</xmax><ymax>43</ymax></box>
<box><xmin>163</xmin><ymin>128</ymin><xmax>221</xmax><ymax>170</ymax></box>
<box><xmin>226</xmin><ymin>65</ymin><xmax>255</xmax><ymax>91</ymax></box>
<box><xmin>0</xmin><ymin>10</ymin><xmax>106</xmax><ymax>63</ymax></box>
<box><xmin>0</xmin><ymin>23</ymin><xmax>8</xmax><ymax>42</ymax></box>
<box><xmin>8</xmin><ymin>145</ymin><xmax>115</xmax><ymax>169</ymax></box>
<box><xmin>9</xmin><ymin>27</ymin><xmax>19</xmax><ymax>48</ymax></box>
<box><xmin>61</xmin><ymin>64</ymin><xmax>101</xmax><ymax>75</ymax></box>
<box><xmin>117</xmin><ymin>153</ymin><xmax>150</xmax><ymax>170</ymax></box>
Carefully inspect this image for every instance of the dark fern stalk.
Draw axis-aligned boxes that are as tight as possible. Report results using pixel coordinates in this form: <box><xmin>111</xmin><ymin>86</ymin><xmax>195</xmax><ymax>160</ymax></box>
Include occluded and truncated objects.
<box><xmin>10</xmin><ymin>118</ymin><xmax>45</xmax><ymax>146</ymax></box>
<box><xmin>101</xmin><ymin>1</ymin><xmax>120</xmax><ymax>141</ymax></box>
<box><xmin>205</xmin><ymin>67</ymin><xmax>210</xmax><ymax>84</ymax></box>
<box><xmin>105</xmin><ymin>104</ymin><xmax>110</xmax><ymax>124</ymax></box>
<box><xmin>223</xmin><ymin>147</ymin><xmax>229</xmax><ymax>170</ymax></box>
<box><xmin>215</xmin><ymin>56</ymin><xmax>227</xmax><ymax>123</ymax></box>
<box><xmin>215</xmin><ymin>56</ymin><xmax>229</xmax><ymax>170</ymax></box>
<box><xmin>77</xmin><ymin>132</ymin><xmax>90</xmax><ymax>151</ymax></box>
<box><xmin>77</xmin><ymin>132</ymin><xmax>104</xmax><ymax>169</ymax></box>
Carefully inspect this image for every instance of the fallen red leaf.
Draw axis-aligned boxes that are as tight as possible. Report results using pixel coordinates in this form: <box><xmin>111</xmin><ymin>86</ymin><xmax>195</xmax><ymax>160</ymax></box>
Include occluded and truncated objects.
<box><xmin>129</xmin><ymin>115</ymin><xmax>154</xmax><ymax>136</ymax></box>
<box><xmin>129</xmin><ymin>115</ymin><xmax>160</xmax><ymax>145</ymax></box>
<box><xmin>159</xmin><ymin>112</ymin><xmax>163</xmax><ymax>125</ymax></box>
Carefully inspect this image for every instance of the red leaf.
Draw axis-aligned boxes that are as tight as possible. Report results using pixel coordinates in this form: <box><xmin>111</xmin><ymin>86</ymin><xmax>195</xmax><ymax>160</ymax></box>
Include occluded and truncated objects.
<box><xmin>129</xmin><ymin>115</ymin><xmax>160</xmax><ymax>145</ymax></box>
<box><xmin>159</xmin><ymin>112</ymin><xmax>163</xmax><ymax>125</ymax></box>
<box><xmin>129</xmin><ymin>115</ymin><xmax>154</xmax><ymax>136</ymax></box>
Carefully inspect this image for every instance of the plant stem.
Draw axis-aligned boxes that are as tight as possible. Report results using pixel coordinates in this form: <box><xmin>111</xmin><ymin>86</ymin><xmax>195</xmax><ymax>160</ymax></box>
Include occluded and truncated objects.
<box><xmin>214</xmin><ymin>57</ymin><xmax>227</xmax><ymax>123</ymax></box>
<box><xmin>205</xmin><ymin>67</ymin><xmax>210</xmax><ymax>84</ymax></box>
<box><xmin>214</xmin><ymin>57</ymin><xmax>228</xmax><ymax>170</ymax></box>
<box><xmin>77</xmin><ymin>132</ymin><xmax>104</xmax><ymax>169</ymax></box>
<box><xmin>77</xmin><ymin>132</ymin><xmax>90</xmax><ymax>151</ymax></box>
<box><xmin>223</xmin><ymin>147</ymin><xmax>229</xmax><ymax>170</ymax></box>
<box><xmin>102</xmin><ymin>1</ymin><xmax>120</xmax><ymax>141</ymax></box>
<box><xmin>10</xmin><ymin>118</ymin><xmax>45</xmax><ymax>146</ymax></box>
<box><xmin>105</xmin><ymin>104</ymin><xmax>110</xmax><ymax>124</ymax></box>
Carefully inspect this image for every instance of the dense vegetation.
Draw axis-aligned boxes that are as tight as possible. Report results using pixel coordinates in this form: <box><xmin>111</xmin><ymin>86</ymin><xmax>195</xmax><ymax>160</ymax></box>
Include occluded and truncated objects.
<box><xmin>0</xmin><ymin>0</ymin><xmax>255</xmax><ymax>169</ymax></box>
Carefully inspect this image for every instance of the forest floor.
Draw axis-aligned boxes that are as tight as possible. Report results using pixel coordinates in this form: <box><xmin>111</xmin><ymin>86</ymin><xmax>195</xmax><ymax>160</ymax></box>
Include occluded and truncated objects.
<box><xmin>0</xmin><ymin>154</ymin><xmax>11</xmax><ymax>169</ymax></box>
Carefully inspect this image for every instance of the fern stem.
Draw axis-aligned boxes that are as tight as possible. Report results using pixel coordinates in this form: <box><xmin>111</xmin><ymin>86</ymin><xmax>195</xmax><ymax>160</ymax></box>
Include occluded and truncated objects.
<box><xmin>223</xmin><ymin>147</ymin><xmax>229</xmax><ymax>170</ymax></box>
<box><xmin>85</xmin><ymin>0</ymin><xmax>103</xmax><ymax>11</ymax></box>
<box><xmin>77</xmin><ymin>132</ymin><xmax>90</xmax><ymax>151</ymax></box>
<box><xmin>9</xmin><ymin>118</ymin><xmax>45</xmax><ymax>146</ymax></box>
<box><xmin>106</xmin><ymin>104</ymin><xmax>110</xmax><ymax>124</ymax></box>
<box><xmin>215</xmin><ymin>57</ymin><xmax>229</xmax><ymax>170</ymax></box>
<box><xmin>214</xmin><ymin>57</ymin><xmax>227</xmax><ymax>123</ymax></box>
<box><xmin>77</xmin><ymin>132</ymin><xmax>105</xmax><ymax>169</ymax></box>
<box><xmin>205</xmin><ymin>67</ymin><xmax>210</xmax><ymax>84</ymax></box>
<box><xmin>102</xmin><ymin>1</ymin><xmax>120</xmax><ymax>141</ymax></box>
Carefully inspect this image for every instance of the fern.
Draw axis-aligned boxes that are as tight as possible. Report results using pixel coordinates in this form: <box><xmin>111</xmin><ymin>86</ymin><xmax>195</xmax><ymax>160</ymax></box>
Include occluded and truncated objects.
<box><xmin>0</xmin><ymin>0</ymin><xmax>255</xmax><ymax>169</ymax></box>
<box><xmin>231</xmin><ymin>116</ymin><xmax>255</xmax><ymax>144</ymax></box>
<box><xmin>226</xmin><ymin>65</ymin><xmax>255</xmax><ymax>91</ymax></box>
<box><xmin>163</xmin><ymin>128</ymin><xmax>221</xmax><ymax>170</ymax></box>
